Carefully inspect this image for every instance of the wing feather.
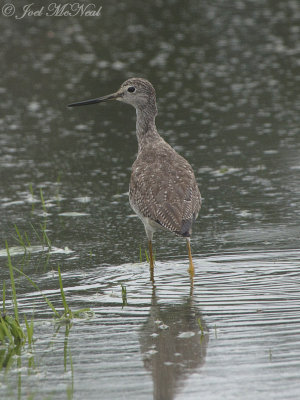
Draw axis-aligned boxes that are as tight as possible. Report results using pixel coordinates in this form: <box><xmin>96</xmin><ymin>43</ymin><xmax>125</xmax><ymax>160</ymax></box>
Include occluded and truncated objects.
<box><xmin>129</xmin><ymin>138</ymin><xmax>201</xmax><ymax>236</ymax></box>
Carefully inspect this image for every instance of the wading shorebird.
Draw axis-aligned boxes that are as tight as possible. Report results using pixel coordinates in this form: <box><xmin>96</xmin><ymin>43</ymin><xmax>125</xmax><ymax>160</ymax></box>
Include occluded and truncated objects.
<box><xmin>68</xmin><ymin>78</ymin><xmax>201</xmax><ymax>279</ymax></box>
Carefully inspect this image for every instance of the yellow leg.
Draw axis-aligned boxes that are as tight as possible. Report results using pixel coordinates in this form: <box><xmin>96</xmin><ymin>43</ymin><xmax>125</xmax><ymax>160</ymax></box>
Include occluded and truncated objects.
<box><xmin>187</xmin><ymin>238</ymin><xmax>195</xmax><ymax>276</ymax></box>
<box><xmin>148</xmin><ymin>240</ymin><xmax>155</xmax><ymax>282</ymax></box>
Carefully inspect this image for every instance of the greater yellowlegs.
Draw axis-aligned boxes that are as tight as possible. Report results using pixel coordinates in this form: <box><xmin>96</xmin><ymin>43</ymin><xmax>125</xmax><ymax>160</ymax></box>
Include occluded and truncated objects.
<box><xmin>68</xmin><ymin>78</ymin><xmax>201</xmax><ymax>277</ymax></box>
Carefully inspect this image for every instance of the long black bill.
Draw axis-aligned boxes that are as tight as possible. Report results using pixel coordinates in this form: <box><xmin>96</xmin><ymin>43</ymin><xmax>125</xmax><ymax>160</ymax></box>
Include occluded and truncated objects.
<box><xmin>68</xmin><ymin>92</ymin><xmax>119</xmax><ymax>107</ymax></box>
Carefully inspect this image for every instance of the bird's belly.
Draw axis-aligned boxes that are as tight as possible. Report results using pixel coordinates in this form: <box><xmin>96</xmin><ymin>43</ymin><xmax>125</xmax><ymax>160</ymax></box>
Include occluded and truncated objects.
<box><xmin>129</xmin><ymin>194</ymin><xmax>164</xmax><ymax>234</ymax></box>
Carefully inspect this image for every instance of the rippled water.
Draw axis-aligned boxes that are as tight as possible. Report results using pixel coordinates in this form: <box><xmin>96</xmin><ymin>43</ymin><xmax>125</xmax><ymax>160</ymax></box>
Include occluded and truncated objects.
<box><xmin>1</xmin><ymin>0</ymin><xmax>300</xmax><ymax>399</ymax></box>
<box><xmin>1</xmin><ymin>250</ymin><xmax>300</xmax><ymax>399</ymax></box>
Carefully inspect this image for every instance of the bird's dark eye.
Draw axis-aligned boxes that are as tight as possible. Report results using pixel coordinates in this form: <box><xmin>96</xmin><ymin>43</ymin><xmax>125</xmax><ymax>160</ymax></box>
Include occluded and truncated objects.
<box><xmin>128</xmin><ymin>86</ymin><xmax>136</xmax><ymax>93</ymax></box>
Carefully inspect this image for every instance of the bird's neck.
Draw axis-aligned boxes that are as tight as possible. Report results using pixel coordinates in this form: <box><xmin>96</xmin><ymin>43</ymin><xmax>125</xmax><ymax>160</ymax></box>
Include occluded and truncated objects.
<box><xmin>136</xmin><ymin>107</ymin><xmax>160</xmax><ymax>152</ymax></box>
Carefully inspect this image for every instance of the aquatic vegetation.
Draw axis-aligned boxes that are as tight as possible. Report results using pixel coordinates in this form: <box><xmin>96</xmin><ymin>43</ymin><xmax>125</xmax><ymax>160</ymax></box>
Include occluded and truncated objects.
<box><xmin>1</xmin><ymin>243</ymin><xmax>92</xmax><ymax>348</ymax></box>
<box><xmin>12</xmin><ymin>221</ymin><xmax>51</xmax><ymax>254</ymax></box>
<box><xmin>121</xmin><ymin>284</ymin><xmax>128</xmax><ymax>308</ymax></box>
<box><xmin>6</xmin><ymin>241</ymin><xmax>19</xmax><ymax>324</ymax></box>
<box><xmin>28</xmin><ymin>183</ymin><xmax>35</xmax><ymax>212</ymax></box>
<box><xmin>214</xmin><ymin>324</ymin><xmax>218</xmax><ymax>339</ymax></box>
<box><xmin>0</xmin><ymin>313</ymin><xmax>25</xmax><ymax>346</ymax></box>
<box><xmin>14</xmin><ymin>224</ymin><xmax>31</xmax><ymax>252</ymax></box>
<box><xmin>57</xmin><ymin>265</ymin><xmax>93</xmax><ymax>322</ymax></box>
<box><xmin>197</xmin><ymin>317</ymin><xmax>204</xmax><ymax>336</ymax></box>
<box><xmin>40</xmin><ymin>221</ymin><xmax>52</xmax><ymax>249</ymax></box>
<box><xmin>139</xmin><ymin>246</ymin><xmax>156</xmax><ymax>264</ymax></box>
<box><xmin>1</xmin><ymin>240</ymin><xmax>91</xmax><ymax>398</ymax></box>
<box><xmin>1</xmin><ymin>243</ymin><xmax>26</xmax><ymax>346</ymax></box>
<box><xmin>39</xmin><ymin>188</ymin><xmax>47</xmax><ymax>214</ymax></box>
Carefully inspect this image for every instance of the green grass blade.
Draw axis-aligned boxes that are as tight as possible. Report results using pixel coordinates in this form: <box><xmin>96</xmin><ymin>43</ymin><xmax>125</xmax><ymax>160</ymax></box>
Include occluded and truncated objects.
<box><xmin>197</xmin><ymin>317</ymin><xmax>204</xmax><ymax>336</ymax></box>
<box><xmin>24</xmin><ymin>231</ymin><xmax>31</xmax><ymax>247</ymax></box>
<box><xmin>29</xmin><ymin>222</ymin><xmax>42</xmax><ymax>242</ymax></box>
<box><xmin>29</xmin><ymin>183</ymin><xmax>34</xmax><ymax>196</ymax></box>
<box><xmin>40</xmin><ymin>223</ymin><xmax>51</xmax><ymax>249</ymax></box>
<box><xmin>24</xmin><ymin>315</ymin><xmax>34</xmax><ymax>347</ymax></box>
<box><xmin>2</xmin><ymin>281</ymin><xmax>6</xmax><ymax>313</ymax></box>
<box><xmin>29</xmin><ymin>183</ymin><xmax>35</xmax><ymax>212</ymax></box>
<box><xmin>14</xmin><ymin>225</ymin><xmax>26</xmax><ymax>250</ymax></box>
<box><xmin>121</xmin><ymin>284</ymin><xmax>128</xmax><ymax>308</ymax></box>
<box><xmin>145</xmin><ymin>249</ymin><xmax>149</xmax><ymax>263</ymax></box>
<box><xmin>0</xmin><ymin>316</ymin><xmax>14</xmax><ymax>345</ymax></box>
<box><xmin>7</xmin><ymin>318</ymin><xmax>24</xmax><ymax>344</ymax></box>
<box><xmin>0</xmin><ymin>322</ymin><xmax>5</xmax><ymax>343</ymax></box>
<box><xmin>58</xmin><ymin>266</ymin><xmax>71</xmax><ymax>318</ymax></box>
<box><xmin>11</xmin><ymin>265</ymin><xmax>60</xmax><ymax>318</ymax></box>
<box><xmin>40</xmin><ymin>188</ymin><xmax>47</xmax><ymax>213</ymax></box>
<box><xmin>63</xmin><ymin>324</ymin><xmax>70</xmax><ymax>372</ymax></box>
<box><xmin>68</xmin><ymin>346</ymin><xmax>74</xmax><ymax>399</ymax></box>
<box><xmin>6</xmin><ymin>241</ymin><xmax>19</xmax><ymax>323</ymax></box>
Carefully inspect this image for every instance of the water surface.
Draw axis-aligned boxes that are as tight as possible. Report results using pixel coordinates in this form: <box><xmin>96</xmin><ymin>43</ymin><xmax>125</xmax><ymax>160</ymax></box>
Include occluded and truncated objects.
<box><xmin>0</xmin><ymin>0</ymin><xmax>299</xmax><ymax>399</ymax></box>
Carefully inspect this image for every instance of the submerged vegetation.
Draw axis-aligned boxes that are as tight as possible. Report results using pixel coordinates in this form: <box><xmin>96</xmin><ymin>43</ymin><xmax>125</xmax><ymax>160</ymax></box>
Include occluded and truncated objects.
<box><xmin>12</xmin><ymin>187</ymin><xmax>52</xmax><ymax>252</ymax></box>
<box><xmin>1</xmin><ymin>237</ymin><xmax>91</xmax><ymax>399</ymax></box>
<box><xmin>139</xmin><ymin>245</ymin><xmax>156</xmax><ymax>264</ymax></box>
<box><xmin>1</xmin><ymin>243</ymin><xmax>92</xmax><ymax>347</ymax></box>
<box><xmin>1</xmin><ymin>185</ymin><xmax>91</xmax><ymax>354</ymax></box>
<box><xmin>0</xmin><ymin>181</ymin><xmax>90</xmax><ymax>399</ymax></box>
<box><xmin>121</xmin><ymin>283</ymin><xmax>128</xmax><ymax>308</ymax></box>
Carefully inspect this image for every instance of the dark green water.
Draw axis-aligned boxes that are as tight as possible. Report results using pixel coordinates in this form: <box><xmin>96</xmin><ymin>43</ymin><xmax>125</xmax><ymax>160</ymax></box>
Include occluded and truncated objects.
<box><xmin>0</xmin><ymin>1</ymin><xmax>299</xmax><ymax>399</ymax></box>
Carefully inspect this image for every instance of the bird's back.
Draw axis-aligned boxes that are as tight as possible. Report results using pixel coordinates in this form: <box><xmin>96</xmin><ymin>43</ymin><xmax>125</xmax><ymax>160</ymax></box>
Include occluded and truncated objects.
<box><xmin>129</xmin><ymin>137</ymin><xmax>201</xmax><ymax>237</ymax></box>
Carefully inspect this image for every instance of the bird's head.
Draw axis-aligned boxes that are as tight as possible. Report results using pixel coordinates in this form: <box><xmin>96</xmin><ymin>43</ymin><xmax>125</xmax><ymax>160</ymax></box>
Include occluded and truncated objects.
<box><xmin>68</xmin><ymin>77</ymin><xmax>157</xmax><ymax>114</ymax></box>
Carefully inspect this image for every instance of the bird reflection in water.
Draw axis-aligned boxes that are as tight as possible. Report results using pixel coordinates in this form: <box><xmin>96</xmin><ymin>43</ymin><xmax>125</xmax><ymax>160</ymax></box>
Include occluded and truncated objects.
<box><xmin>139</xmin><ymin>284</ymin><xmax>209</xmax><ymax>400</ymax></box>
